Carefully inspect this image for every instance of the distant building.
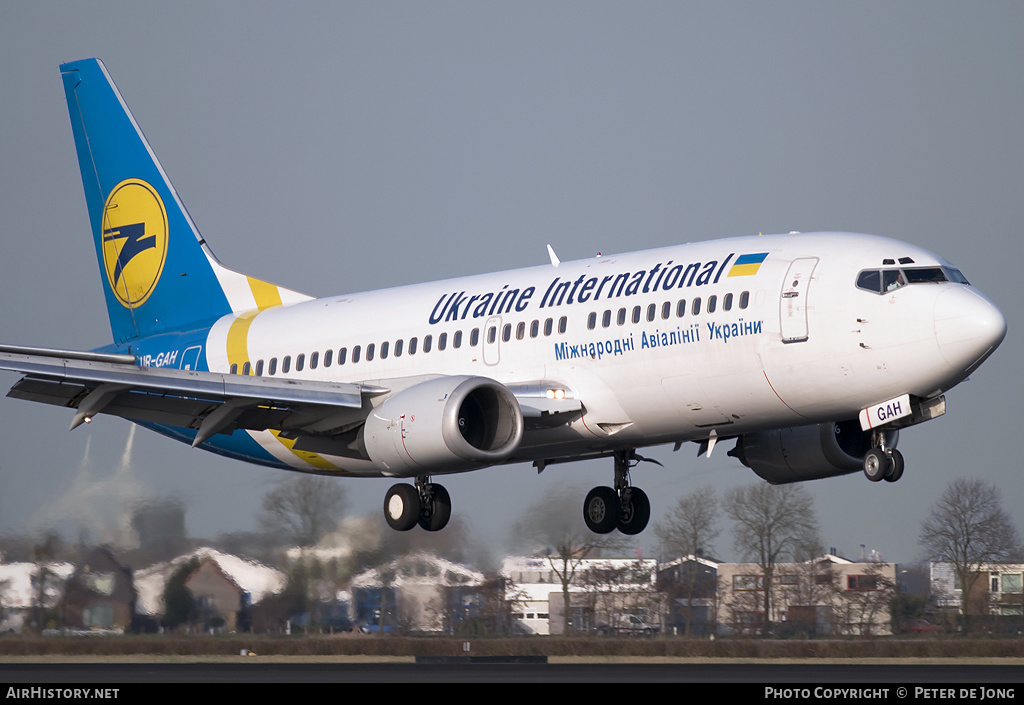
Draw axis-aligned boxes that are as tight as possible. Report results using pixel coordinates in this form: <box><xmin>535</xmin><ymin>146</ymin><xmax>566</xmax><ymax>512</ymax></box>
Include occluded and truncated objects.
<box><xmin>350</xmin><ymin>552</ymin><xmax>484</xmax><ymax>633</ymax></box>
<box><xmin>930</xmin><ymin>561</ymin><xmax>1024</xmax><ymax>617</ymax></box>
<box><xmin>657</xmin><ymin>555</ymin><xmax>719</xmax><ymax>636</ymax></box>
<box><xmin>715</xmin><ymin>554</ymin><xmax>896</xmax><ymax>636</ymax></box>
<box><xmin>59</xmin><ymin>547</ymin><xmax>135</xmax><ymax>631</ymax></box>
<box><xmin>502</xmin><ymin>556</ymin><xmax>660</xmax><ymax>636</ymax></box>
<box><xmin>0</xmin><ymin>560</ymin><xmax>75</xmax><ymax>633</ymax></box>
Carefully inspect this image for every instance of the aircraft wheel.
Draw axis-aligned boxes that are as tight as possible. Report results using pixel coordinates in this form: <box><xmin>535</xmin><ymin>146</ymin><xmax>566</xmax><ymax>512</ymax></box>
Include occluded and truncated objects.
<box><xmin>384</xmin><ymin>484</ymin><xmax>420</xmax><ymax>531</ymax></box>
<box><xmin>884</xmin><ymin>449</ymin><xmax>905</xmax><ymax>483</ymax></box>
<box><xmin>863</xmin><ymin>448</ymin><xmax>888</xmax><ymax>482</ymax></box>
<box><xmin>418</xmin><ymin>483</ymin><xmax>452</xmax><ymax>532</ymax></box>
<box><xmin>618</xmin><ymin>487</ymin><xmax>651</xmax><ymax>535</ymax></box>
<box><xmin>584</xmin><ymin>486</ymin><xmax>620</xmax><ymax>534</ymax></box>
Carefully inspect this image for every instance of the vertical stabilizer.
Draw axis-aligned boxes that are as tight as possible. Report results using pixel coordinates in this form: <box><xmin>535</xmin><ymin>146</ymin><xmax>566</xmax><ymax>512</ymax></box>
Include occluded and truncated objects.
<box><xmin>60</xmin><ymin>59</ymin><xmax>309</xmax><ymax>345</ymax></box>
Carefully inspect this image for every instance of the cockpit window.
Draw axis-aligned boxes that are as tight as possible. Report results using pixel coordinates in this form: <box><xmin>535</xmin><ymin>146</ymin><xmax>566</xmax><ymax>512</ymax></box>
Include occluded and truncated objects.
<box><xmin>856</xmin><ymin>266</ymin><xmax>969</xmax><ymax>294</ymax></box>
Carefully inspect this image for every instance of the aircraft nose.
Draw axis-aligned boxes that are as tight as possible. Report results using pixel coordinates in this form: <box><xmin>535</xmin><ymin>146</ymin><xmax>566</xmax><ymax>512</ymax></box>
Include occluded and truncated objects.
<box><xmin>933</xmin><ymin>287</ymin><xmax>1007</xmax><ymax>371</ymax></box>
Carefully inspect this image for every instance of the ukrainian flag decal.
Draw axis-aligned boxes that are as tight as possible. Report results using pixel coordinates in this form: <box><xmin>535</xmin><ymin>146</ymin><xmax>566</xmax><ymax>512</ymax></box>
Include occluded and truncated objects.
<box><xmin>728</xmin><ymin>252</ymin><xmax>768</xmax><ymax>277</ymax></box>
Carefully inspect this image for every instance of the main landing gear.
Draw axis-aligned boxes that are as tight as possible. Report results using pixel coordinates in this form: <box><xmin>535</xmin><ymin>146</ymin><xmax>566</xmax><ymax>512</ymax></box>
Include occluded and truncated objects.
<box><xmin>583</xmin><ymin>449</ymin><xmax>652</xmax><ymax>535</ymax></box>
<box><xmin>862</xmin><ymin>430</ymin><xmax>904</xmax><ymax>483</ymax></box>
<box><xmin>384</xmin><ymin>477</ymin><xmax>452</xmax><ymax>532</ymax></box>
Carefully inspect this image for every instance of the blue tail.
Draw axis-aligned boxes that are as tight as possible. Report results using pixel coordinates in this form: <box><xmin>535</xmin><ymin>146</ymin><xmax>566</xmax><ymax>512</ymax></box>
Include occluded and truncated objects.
<box><xmin>60</xmin><ymin>59</ymin><xmax>308</xmax><ymax>345</ymax></box>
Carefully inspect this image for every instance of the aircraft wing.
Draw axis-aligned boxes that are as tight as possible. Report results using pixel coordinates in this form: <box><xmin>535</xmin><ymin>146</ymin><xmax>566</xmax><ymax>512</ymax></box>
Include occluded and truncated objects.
<box><xmin>0</xmin><ymin>344</ymin><xmax>384</xmax><ymax>448</ymax></box>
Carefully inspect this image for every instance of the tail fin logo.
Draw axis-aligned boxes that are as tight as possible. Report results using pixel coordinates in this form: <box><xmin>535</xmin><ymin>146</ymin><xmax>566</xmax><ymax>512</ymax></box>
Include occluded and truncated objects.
<box><xmin>101</xmin><ymin>179</ymin><xmax>168</xmax><ymax>309</ymax></box>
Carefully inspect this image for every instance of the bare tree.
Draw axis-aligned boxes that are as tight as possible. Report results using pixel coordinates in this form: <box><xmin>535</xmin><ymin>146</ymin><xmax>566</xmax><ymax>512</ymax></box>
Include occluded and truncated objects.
<box><xmin>723</xmin><ymin>482</ymin><xmax>820</xmax><ymax>635</ymax></box>
<box><xmin>512</xmin><ymin>484</ymin><xmax>625</xmax><ymax>634</ymax></box>
<box><xmin>258</xmin><ymin>475</ymin><xmax>348</xmax><ymax>547</ymax></box>
<box><xmin>919</xmin><ymin>478</ymin><xmax>1020</xmax><ymax>632</ymax></box>
<box><xmin>655</xmin><ymin>486</ymin><xmax>720</xmax><ymax>635</ymax></box>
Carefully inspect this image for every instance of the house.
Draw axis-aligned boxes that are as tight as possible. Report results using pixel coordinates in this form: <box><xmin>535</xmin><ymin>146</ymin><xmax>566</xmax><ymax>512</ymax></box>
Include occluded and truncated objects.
<box><xmin>59</xmin><ymin>547</ymin><xmax>135</xmax><ymax>631</ymax></box>
<box><xmin>502</xmin><ymin>556</ymin><xmax>660</xmax><ymax>636</ymax></box>
<box><xmin>350</xmin><ymin>552</ymin><xmax>484</xmax><ymax>633</ymax></box>
<box><xmin>133</xmin><ymin>547</ymin><xmax>285</xmax><ymax>631</ymax></box>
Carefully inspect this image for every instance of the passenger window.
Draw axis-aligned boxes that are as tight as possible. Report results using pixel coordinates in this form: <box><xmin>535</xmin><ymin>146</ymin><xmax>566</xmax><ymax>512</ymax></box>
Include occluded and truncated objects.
<box><xmin>530</xmin><ymin>320</ymin><xmax>539</xmax><ymax>338</ymax></box>
<box><xmin>269</xmin><ymin>358</ymin><xmax>278</xmax><ymax>375</ymax></box>
<box><xmin>544</xmin><ymin>318</ymin><xmax>553</xmax><ymax>336</ymax></box>
<box><xmin>647</xmin><ymin>303</ymin><xmax>657</xmax><ymax>322</ymax></box>
<box><xmin>424</xmin><ymin>335</ymin><xmax>432</xmax><ymax>353</ymax></box>
<box><xmin>676</xmin><ymin>299</ymin><xmax>687</xmax><ymax>317</ymax></box>
<box><xmin>255</xmin><ymin>360</ymin><xmax>264</xmax><ymax>376</ymax></box>
<box><xmin>366</xmin><ymin>344</ymin><xmax>375</xmax><ymax>361</ymax></box>
<box><xmin>707</xmin><ymin>296</ymin><xmax>717</xmax><ymax>314</ymax></box>
<box><xmin>602</xmin><ymin>310</ymin><xmax>611</xmax><ymax>328</ymax></box>
<box><xmin>242</xmin><ymin>361</ymin><xmax>251</xmax><ymax>376</ymax></box>
<box><xmin>296</xmin><ymin>354</ymin><xmax>305</xmax><ymax>372</ymax></box>
<box><xmin>691</xmin><ymin>298</ymin><xmax>702</xmax><ymax>316</ymax></box>
<box><xmin>453</xmin><ymin>331</ymin><xmax>462</xmax><ymax>348</ymax></box>
<box><xmin>338</xmin><ymin>347</ymin><xmax>347</xmax><ymax>365</ymax></box>
<box><xmin>394</xmin><ymin>339</ymin><xmax>403</xmax><ymax>357</ymax></box>
<box><xmin>558</xmin><ymin>317</ymin><xmax>567</xmax><ymax>334</ymax></box>
<box><xmin>324</xmin><ymin>349</ymin><xmax>333</xmax><ymax>367</ymax></box>
<box><xmin>662</xmin><ymin>301</ymin><xmax>671</xmax><ymax>319</ymax></box>
<box><xmin>470</xmin><ymin>329</ymin><xmax>479</xmax><ymax>346</ymax></box>
<box><xmin>723</xmin><ymin>293</ymin><xmax>733</xmax><ymax>311</ymax></box>
<box><xmin>502</xmin><ymin>324</ymin><xmax>511</xmax><ymax>342</ymax></box>
<box><xmin>632</xmin><ymin>306</ymin><xmax>641</xmax><ymax>324</ymax></box>
<box><xmin>516</xmin><ymin>322</ymin><xmax>525</xmax><ymax>340</ymax></box>
<box><xmin>351</xmin><ymin>346</ymin><xmax>360</xmax><ymax>363</ymax></box>
<box><xmin>438</xmin><ymin>333</ymin><xmax>447</xmax><ymax>351</ymax></box>
<box><xmin>739</xmin><ymin>291</ymin><xmax>749</xmax><ymax>309</ymax></box>
<box><xmin>617</xmin><ymin>308</ymin><xmax>626</xmax><ymax>326</ymax></box>
<box><xmin>310</xmin><ymin>351</ymin><xmax>319</xmax><ymax>369</ymax></box>
<box><xmin>230</xmin><ymin>363</ymin><xmax>238</xmax><ymax>375</ymax></box>
<box><xmin>588</xmin><ymin>312</ymin><xmax>597</xmax><ymax>330</ymax></box>
<box><xmin>487</xmin><ymin>326</ymin><xmax>496</xmax><ymax>344</ymax></box>
<box><xmin>409</xmin><ymin>337</ymin><xmax>417</xmax><ymax>355</ymax></box>
<box><xmin>380</xmin><ymin>341</ymin><xmax>389</xmax><ymax>359</ymax></box>
<box><xmin>283</xmin><ymin>355</ymin><xmax>292</xmax><ymax>373</ymax></box>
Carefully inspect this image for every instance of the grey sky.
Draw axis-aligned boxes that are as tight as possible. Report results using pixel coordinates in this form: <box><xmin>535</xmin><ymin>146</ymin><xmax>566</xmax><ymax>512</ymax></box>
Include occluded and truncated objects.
<box><xmin>1</xmin><ymin>2</ymin><xmax>1021</xmax><ymax>563</ymax></box>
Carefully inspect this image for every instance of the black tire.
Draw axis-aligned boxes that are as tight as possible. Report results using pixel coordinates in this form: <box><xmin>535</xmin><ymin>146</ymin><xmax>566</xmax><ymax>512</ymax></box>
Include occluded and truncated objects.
<box><xmin>418</xmin><ymin>483</ymin><xmax>452</xmax><ymax>531</ymax></box>
<box><xmin>384</xmin><ymin>483</ymin><xmax>420</xmax><ymax>531</ymax></box>
<box><xmin>584</xmin><ymin>486</ymin><xmax>620</xmax><ymax>534</ymax></box>
<box><xmin>618</xmin><ymin>487</ymin><xmax>651</xmax><ymax>535</ymax></box>
<box><xmin>863</xmin><ymin>448</ymin><xmax>888</xmax><ymax>482</ymax></box>
<box><xmin>884</xmin><ymin>449</ymin><xmax>905</xmax><ymax>483</ymax></box>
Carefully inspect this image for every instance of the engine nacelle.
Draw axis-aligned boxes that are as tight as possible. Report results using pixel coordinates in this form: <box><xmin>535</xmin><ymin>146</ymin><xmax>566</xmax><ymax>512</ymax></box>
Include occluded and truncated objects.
<box><xmin>364</xmin><ymin>376</ymin><xmax>524</xmax><ymax>476</ymax></box>
<box><xmin>729</xmin><ymin>420</ymin><xmax>898</xmax><ymax>484</ymax></box>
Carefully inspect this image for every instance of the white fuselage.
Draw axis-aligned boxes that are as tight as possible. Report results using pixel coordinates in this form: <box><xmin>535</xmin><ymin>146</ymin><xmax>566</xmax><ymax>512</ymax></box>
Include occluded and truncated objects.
<box><xmin>201</xmin><ymin>231</ymin><xmax>1003</xmax><ymax>477</ymax></box>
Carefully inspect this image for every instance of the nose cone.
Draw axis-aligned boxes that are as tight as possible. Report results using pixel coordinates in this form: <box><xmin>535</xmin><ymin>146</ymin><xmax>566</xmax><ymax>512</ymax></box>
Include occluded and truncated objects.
<box><xmin>933</xmin><ymin>287</ymin><xmax>1007</xmax><ymax>372</ymax></box>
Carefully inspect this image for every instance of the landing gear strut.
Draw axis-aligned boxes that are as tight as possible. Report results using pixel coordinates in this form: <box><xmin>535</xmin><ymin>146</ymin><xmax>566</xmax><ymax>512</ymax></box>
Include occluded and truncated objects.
<box><xmin>384</xmin><ymin>476</ymin><xmax>452</xmax><ymax>532</ymax></box>
<box><xmin>583</xmin><ymin>450</ymin><xmax>652</xmax><ymax>535</ymax></box>
<box><xmin>862</xmin><ymin>431</ymin><xmax>904</xmax><ymax>483</ymax></box>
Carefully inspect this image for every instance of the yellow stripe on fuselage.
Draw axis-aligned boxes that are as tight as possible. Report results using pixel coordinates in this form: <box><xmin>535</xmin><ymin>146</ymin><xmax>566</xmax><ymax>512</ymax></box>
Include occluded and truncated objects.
<box><xmin>223</xmin><ymin>277</ymin><xmax>339</xmax><ymax>471</ymax></box>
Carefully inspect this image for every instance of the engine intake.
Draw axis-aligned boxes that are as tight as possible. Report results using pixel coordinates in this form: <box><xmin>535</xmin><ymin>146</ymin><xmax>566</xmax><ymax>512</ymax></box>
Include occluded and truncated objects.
<box><xmin>364</xmin><ymin>376</ymin><xmax>523</xmax><ymax>476</ymax></box>
<box><xmin>729</xmin><ymin>420</ymin><xmax>898</xmax><ymax>484</ymax></box>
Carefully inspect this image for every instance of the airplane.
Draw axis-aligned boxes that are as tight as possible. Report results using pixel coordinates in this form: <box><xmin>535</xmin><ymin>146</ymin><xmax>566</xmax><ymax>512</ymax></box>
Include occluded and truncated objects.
<box><xmin>0</xmin><ymin>58</ymin><xmax>1007</xmax><ymax>535</ymax></box>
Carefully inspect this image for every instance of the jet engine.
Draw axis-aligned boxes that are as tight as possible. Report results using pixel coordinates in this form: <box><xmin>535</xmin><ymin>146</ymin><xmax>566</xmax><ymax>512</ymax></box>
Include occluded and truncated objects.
<box><xmin>364</xmin><ymin>376</ymin><xmax>523</xmax><ymax>476</ymax></box>
<box><xmin>728</xmin><ymin>420</ymin><xmax>898</xmax><ymax>484</ymax></box>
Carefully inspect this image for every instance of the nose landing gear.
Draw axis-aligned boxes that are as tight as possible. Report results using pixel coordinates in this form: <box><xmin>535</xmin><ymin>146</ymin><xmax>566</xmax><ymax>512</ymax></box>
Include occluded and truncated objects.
<box><xmin>863</xmin><ymin>431</ymin><xmax>904</xmax><ymax>483</ymax></box>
